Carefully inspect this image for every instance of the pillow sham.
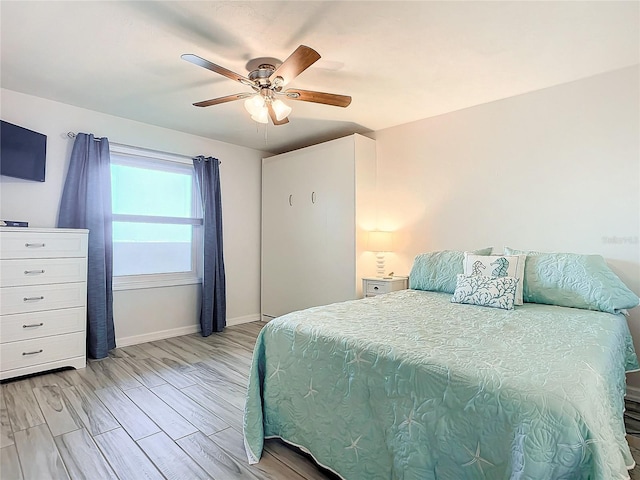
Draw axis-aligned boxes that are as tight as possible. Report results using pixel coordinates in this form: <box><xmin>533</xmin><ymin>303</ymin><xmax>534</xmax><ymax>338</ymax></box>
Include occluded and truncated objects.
<box><xmin>463</xmin><ymin>253</ymin><xmax>526</xmax><ymax>305</ymax></box>
<box><xmin>504</xmin><ymin>247</ymin><xmax>639</xmax><ymax>314</ymax></box>
<box><xmin>409</xmin><ymin>248</ymin><xmax>493</xmax><ymax>293</ymax></box>
<box><xmin>451</xmin><ymin>274</ymin><xmax>517</xmax><ymax>310</ymax></box>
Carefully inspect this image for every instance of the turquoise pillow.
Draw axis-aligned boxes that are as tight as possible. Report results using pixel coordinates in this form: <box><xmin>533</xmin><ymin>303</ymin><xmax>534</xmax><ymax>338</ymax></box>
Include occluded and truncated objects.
<box><xmin>504</xmin><ymin>247</ymin><xmax>639</xmax><ymax>314</ymax></box>
<box><xmin>409</xmin><ymin>248</ymin><xmax>493</xmax><ymax>293</ymax></box>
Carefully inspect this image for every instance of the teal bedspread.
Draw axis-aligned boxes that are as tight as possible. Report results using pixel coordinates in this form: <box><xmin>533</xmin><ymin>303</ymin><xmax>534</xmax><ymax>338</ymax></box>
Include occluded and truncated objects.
<box><xmin>244</xmin><ymin>290</ymin><xmax>639</xmax><ymax>479</ymax></box>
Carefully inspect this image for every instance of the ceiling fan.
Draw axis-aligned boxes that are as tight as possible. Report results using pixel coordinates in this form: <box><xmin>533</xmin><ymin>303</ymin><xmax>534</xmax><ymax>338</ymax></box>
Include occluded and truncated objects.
<box><xmin>181</xmin><ymin>45</ymin><xmax>351</xmax><ymax>126</ymax></box>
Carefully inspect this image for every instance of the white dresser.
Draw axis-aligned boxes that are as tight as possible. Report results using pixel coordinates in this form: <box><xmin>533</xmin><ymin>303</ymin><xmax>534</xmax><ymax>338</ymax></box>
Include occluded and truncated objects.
<box><xmin>0</xmin><ymin>227</ymin><xmax>88</xmax><ymax>380</ymax></box>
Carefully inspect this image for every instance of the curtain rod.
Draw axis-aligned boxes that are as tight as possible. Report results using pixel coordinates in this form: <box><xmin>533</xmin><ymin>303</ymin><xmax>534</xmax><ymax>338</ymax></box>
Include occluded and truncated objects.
<box><xmin>66</xmin><ymin>132</ymin><xmax>220</xmax><ymax>164</ymax></box>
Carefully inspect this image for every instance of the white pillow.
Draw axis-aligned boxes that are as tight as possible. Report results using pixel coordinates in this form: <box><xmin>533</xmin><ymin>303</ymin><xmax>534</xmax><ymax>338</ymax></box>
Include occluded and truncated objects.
<box><xmin>451</xmin><ymin>274</ymin><xmax>517</xmax><ymax>310</ymax></box>
<box><xmin>463</xmin><ymin>253</ymin><xmax>526</xmax><ymax>305</ymax></box>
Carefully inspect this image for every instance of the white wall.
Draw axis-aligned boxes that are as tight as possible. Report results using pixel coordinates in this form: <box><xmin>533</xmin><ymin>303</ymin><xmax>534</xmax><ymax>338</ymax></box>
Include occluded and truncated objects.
<box><xmin>0</xmin><ymin>89</ymin><xmax>264</xmax><ymax>345</ymax></box>
<box><xmin>373</xmin><ymin>66</ymin><xmax>640</xmax><ymax>385</ymax></box>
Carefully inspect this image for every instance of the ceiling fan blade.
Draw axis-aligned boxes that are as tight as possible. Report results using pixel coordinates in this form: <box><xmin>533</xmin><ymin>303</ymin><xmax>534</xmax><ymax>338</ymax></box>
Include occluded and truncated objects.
<box><xmin>193</xmin><ymin>93</ymin><xmax>252</xmax><ymax>107</ymax></box>
<box><xmin>267</xmin><ymin>103</ymin><xmax>289</xmax><ymax>125</ymax></box>
<box><xmin>282</xmin><ymin>88</ymin><xmax>352</xmax><ymax>108</ymax></box>
<box><xmin>182</xmin><ymin>54</ymin><xmax>253</xmax><ymax>86</ymax></box>
<box><xmin>269</xmin><ymin>45</ymin><xmax>321</xmax><ymax>86</ymax></box>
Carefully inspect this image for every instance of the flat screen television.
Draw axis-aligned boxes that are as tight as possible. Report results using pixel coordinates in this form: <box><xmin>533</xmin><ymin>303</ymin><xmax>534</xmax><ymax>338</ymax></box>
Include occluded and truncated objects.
<box><xmin>1</xmin><ymin>120</ymin><xmax>47</xmax><ymax>182</ymax></box>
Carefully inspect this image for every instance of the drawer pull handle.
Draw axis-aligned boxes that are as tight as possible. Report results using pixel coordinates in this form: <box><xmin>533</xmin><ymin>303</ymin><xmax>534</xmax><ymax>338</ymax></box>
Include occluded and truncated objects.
<box><xmin>22</xmin><ymin>350</ymin><xmax>43</xmax><ymax>356</ymax></box>
<box><xmin>23</xmin><ymin>323</ymin><xmax>44</xmax><ymax>328</ymax></box>
<box><xmin>23</xmin><ymin>296</ymin><xmax>44</xmax><ymax>302</ymax></box>
<box><xmin>373</xmin><ymin>286</ymin><xmax>379</xmax><ymax>290</ymax></box>
<box><xmin>24</xmin><ymin>270</ymin><xmax>45</xmax><ymax>275</ymax></box>
<box><xmin>25</xmin><ymin>243</ymin><xmax>46</xmax><ymax>248</ymax></box>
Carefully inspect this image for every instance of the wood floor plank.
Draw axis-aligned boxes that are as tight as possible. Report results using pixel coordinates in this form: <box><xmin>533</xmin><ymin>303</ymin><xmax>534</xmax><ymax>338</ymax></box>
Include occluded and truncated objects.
<box><xmin>28</xmin><ymin>370</ymin><xmax>76</xmax><ymax>389</ymax></box>
<box><xmin>117</xmin><ymin>344</ymin><xmax>150</xmax><ymax>360</ymax></box>
<box><xmin>3</xmin><ymin>382</ymin><xmax>45</xmax><ymax>432</ymax></box>
<box><xmin>265</xmin><ymin>438</ymin><xmax>336</xmax><ymax>480</ymax></box>
<box><xmin>189</xmin><ymin>365</ymin><xmax>247</xmax><ymax>411</ymax></box>
<box><xmin>191</xmin><ymin>357</ymin><xmax>248</xmax><ymax>389</ymax></box>
<box><xmin>113</xmin><ymin>357</ymin><xmax>167</xmax><ymax>389</ymax></box>
<box><xmin>155</xmin><ymin>337</ymin><xmax>204</xmax><ymax>364</ymax></box>
<box><xmin>89</xmin><ymin>358</ymin><xmax>142</xmax><ymax>390</ymax></box>
<box><xmin>94</xmin><ymin>387</ymin><xmax>160</xmax><ymax>440</ymax></box>
<box><xmin>1</xmin><ymin>444</ymin><xmax>23</xmax><ymax>480</ymax></box>
<box><xmin>61</xmin><ymin>384</ymin><xmax>119</xmax><ymax>436</ymax></box>
<box><xmin>150</xmin><ymin>383</ymin><xmax>229</xmax><ymax>435</ymax></box>
<box><xmin>124</xmin><ymin>386</ymin><xmax>198</xmax><ymax>440</ymax></box>
<box><xmin>176</xmin><ymin>430</ymin><xmax>258</xmax><ymax>479</ymax></box>
<box><xmin>181</xmin><ymin>384</ymin><xmax>243</xmax><ymax>431</ymax></box>
<box><xmin>54</xmin><ymin>428</ymin><xmax>117</xmax><ymax>479</ymax></box>
<box><xmin>32</xmin><ymin>386</ymin><xmax>80</xmax><ymax>436</ymax></box>
<box><xmin>13</xmin><ymin>423</ymin><xmax>69</xmax><ymax>480</ymax></box>
<box><xmin>76</xmin><ymin>363</ymin><xmax>115</xmax><ymax>390</ymax></box>
<box><xmin>138</xmin><ymin>343</ymin><xmax>195</xmax><ymax>373</ymax></box>
<box><xmin>211</xmin><ymin>427</ymin><xmax>308</xmax><ymax>480</ymax></box>
<box><xmin>1</xmin><ymin>386</ymin><xmax>15</xmax><ymax>448</ymax></box>
<box><xmin>143</xmin><ymin>357</ymin><xmax>196</xmax><ymax>389</ymax></box>
<box><xmin>137</xmin><ymin>431</ymin><xmax>210</xmax><ymax>480</ymax></box>
<box><xmin>94</xmin><ymin>428</ymin><xmax>164</xmax><ymax>480</ymax></box>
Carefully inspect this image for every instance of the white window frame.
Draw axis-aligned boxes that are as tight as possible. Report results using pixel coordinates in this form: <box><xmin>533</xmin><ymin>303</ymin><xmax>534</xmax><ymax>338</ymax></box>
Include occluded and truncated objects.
<box><xmin>110</xmin><ymin>143</ymin><xmax>202</xmax><ymax>291</ymax></box>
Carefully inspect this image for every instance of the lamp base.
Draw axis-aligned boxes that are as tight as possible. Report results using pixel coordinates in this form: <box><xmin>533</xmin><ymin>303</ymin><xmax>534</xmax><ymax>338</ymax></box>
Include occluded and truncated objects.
<box><xmin>376</xmin><ymin>252</ymin><xmax>386</xmax><ymax>278</ymax></box>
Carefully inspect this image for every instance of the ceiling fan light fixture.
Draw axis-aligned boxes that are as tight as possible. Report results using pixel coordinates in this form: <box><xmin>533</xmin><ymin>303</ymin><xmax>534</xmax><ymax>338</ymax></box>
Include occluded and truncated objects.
<box><xmin>271</xmin><ymin>99</ymin><xmax>292</xmax><ymax>121</ymax></box>
<box><xmin>244</xmin><ymin>95</ymin><xmax>266</xmax><ymax>116</ymax></box>
<box><xmin>251</xmin><ymin>108</ymin><xmax>269</xmax><ymax>124</ymax></box>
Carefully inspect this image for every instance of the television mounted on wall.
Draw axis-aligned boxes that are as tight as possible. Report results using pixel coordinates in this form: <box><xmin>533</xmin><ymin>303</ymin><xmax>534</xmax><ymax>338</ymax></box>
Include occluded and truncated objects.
<box><xmin>0</xmin><ymin>120</ymin><xmax>47</xmax><ymax>182</ymax></box>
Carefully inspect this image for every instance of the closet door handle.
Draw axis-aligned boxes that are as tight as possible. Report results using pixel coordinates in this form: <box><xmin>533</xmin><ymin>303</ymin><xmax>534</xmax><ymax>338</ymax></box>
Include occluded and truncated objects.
<box><xmin>289</xmin><ymin>194</ymin><xmax>293</xmax><ymax>206</ymax></box>
<box><xmin>311</xmin><ymin>191</ymin><xmax>316</xmax><ymax>204</ymax></box>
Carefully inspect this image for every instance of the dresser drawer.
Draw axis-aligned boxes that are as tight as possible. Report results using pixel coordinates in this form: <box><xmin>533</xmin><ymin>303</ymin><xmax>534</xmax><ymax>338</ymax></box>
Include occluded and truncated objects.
<box><xmin>0</xmin><ymin>282</ymin><xmax>87</xmax><ymax>315</ymax></box>
<box><xmin>0</xmin><ymin>258</ymin><xmax>87</xmax><ymax>287</ymax></box>
<box><xmin>0</xmin><ymin>231</ymin><xmax>88</xmax><ymax>259</ymax></box>
<box><xmin>365</xmin><ymin>280</ymin><xmax>389</xmax><ymax>295</ymax></box>
<box><xmin>0</xmin><ymin>331</ymin><xmax>85</xmax><ymax>372</ymax></box>
<box><xmin>0</xmin><ymin>307</ymin><xmax>85</xmax><ymax>343</ymax></box>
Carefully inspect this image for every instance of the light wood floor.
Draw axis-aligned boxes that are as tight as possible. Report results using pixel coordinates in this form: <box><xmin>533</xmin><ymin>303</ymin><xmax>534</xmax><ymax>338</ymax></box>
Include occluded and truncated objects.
<box><xmin>2</xmin><ymin>321</ymin><xmax>640</xmax><ymax>480</ymax></box>
<box><xmin>0</xmin><ymin>321</ymin><xmax>337</xmax><ymax>480</ymax></box>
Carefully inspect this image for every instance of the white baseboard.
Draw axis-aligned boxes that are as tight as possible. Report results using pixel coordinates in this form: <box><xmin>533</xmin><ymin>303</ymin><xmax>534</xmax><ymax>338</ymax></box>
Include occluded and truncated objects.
<box><xmin>116</xmin><ymin>325</ymin><xmax>200</xmax><ymax>347</ymax></box>
<box><xmin>627</xmin><ymin>385</ymin><xmax>640</xmax><ymax>403</ymax></box>
<box><xmin>115</xmin><ymin>313</ymin><xmax>261</xmax><ymax>347</ymax></box>
<box><xmin>227</xmin><ymin>314</ymin><xmax>261</xmax><ymax>326</ymax></box>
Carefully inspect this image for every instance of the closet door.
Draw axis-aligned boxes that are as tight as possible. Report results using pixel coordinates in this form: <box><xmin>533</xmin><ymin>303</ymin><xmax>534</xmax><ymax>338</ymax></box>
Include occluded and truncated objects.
<box><xmin>262</xmin><ymin>154</ymin><xmax>303</xmax><ymax>319</ymax></box>
<box><xmin>262</xmin><ymin>137</ymin><xmax>359</xmax><ymax>320</ymax></box>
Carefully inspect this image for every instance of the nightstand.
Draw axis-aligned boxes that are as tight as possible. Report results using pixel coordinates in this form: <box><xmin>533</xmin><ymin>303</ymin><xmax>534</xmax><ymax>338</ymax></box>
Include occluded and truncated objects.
<box><xmin>362</xmin><ymin>277</ymin><xmax>408</xmax><ymax>298</ymax></box>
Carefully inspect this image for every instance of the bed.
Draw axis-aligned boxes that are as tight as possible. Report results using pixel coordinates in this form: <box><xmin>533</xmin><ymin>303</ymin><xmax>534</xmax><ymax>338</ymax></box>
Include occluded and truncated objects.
<box><xmin>244</xmin><ymin>250</ymin><xmax>639</xmax><ymax>479</ymax></box>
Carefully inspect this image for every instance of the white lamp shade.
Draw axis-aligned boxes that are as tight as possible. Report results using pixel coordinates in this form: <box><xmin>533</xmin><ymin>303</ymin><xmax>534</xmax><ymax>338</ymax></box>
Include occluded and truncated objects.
<box><xmin>271</xmin><ymin>99</ymin><xmax>292</xmax><ymax>121</ymax></box>
<box><xmin>251</xmin><ymin>108</ymin><xmax>269</xmax><ymax>124</ymax></box>
<box><xmin>368</xmin><ymin>231</ymin><xmax>393</xmax><ymax>252</ymax></box>
<box><xmin>244</xmin><ymin>95</ymin><xmax>266</xmax><ymax>116</ymax></box>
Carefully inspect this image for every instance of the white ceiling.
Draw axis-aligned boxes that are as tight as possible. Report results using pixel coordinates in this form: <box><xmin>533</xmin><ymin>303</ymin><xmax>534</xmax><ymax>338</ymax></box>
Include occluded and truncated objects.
<box><xmin>1</xmin><ymin>1</ymin><xmax>638</xmax><ymax>154</ymax></box>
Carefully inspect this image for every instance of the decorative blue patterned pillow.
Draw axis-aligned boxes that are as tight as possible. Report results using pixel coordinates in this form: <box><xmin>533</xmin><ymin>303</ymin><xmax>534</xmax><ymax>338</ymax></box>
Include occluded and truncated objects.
<box><xmin>409</xmin><ymin>248</ymin><xmax>493</xmax><ymax>293</ymax></box>
<box><xmin>451</xmin><ymin>274</ymin><xmax>518</xmax><ymax>310</ymax></box>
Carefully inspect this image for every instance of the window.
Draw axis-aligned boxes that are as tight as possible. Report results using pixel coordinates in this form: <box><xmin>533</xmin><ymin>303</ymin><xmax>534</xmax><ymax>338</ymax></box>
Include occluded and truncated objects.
<box><xmin>110</xmin><ymin>145</ymin><xmax>202</xmax><ymax>289</ymax></box>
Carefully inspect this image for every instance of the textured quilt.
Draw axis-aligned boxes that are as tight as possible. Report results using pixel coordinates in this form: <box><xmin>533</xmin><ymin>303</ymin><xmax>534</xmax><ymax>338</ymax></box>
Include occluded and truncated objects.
<box><xmin>244</xmin><ymin>290</ymin><xmax>639</xmax><ymax>479</ymax></box>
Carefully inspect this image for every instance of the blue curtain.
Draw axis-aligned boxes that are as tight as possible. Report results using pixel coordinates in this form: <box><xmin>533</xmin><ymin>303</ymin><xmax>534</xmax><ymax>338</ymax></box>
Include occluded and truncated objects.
<box><xmin>58</xmin><ymin>133</ymin><xmax>115</xmax><ymax>358</ymax></box>
<box><xmin>193</xmin><ymin>156</ymin><xmax>226</xmax><ymax>335</ymax></box>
